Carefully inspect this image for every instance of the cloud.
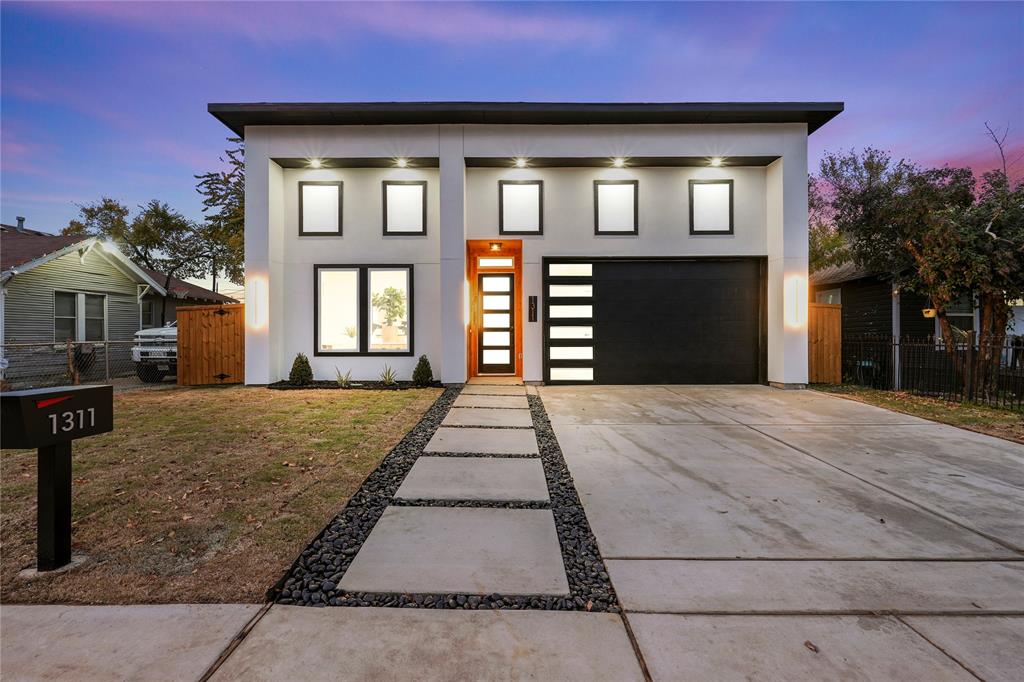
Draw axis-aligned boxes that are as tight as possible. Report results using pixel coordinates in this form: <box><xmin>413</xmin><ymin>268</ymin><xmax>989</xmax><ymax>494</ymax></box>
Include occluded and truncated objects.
<box><xmin>25</xmin><ymin>1</ymin><xmax>615</xmax><ymax>48</ymax></box>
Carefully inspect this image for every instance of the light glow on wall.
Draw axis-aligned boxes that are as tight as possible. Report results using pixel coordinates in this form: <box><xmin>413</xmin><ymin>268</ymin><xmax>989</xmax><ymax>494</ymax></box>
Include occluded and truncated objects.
<box><xmin>709</xmin><ymin>157</ymin><xmax>723</xmax><ymax>167</ymax></box>
<box><xmin>246</xmin><ymin>276</ymin><xmax>268</xmax><ymax>330</ymax></box>
<box><xmin>784</xmin><ymin>275</ymin><xmax>808</xmax><ymax>328</ymax></box>
<box><xmin>308</xmin><ymin>158</ymin><xmax>323</xmax><ymax>169</ymax></box>
<box><xmin>395</xmin><ymin>157</ymin><xmax>408</xmax><ymax>168</ymax></box>
<box><xmin>514</xmin><ymin>157</ymin><xmax>528</xmax><ymax>168</ymax></box>
<box><xmin>612</xmin><ymin>157</ymin><xmax>626</xmax><ymax>168</ymax></box>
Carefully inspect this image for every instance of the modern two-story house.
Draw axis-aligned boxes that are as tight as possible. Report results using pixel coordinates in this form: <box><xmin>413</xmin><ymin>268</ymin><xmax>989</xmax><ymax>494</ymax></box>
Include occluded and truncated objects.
<box><xmin>208</xmin><ymin>101</ymin><xmax>843</xmax><ymax>386</ymax></box>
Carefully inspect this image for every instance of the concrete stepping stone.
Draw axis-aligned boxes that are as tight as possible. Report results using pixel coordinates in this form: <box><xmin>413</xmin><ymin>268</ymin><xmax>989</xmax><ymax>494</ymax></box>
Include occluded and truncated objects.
<box><xmin>396</xmin><ymin>457</ymin><xmax>549</xmax><ymax>502</ymax></box>
<box><xmin>461</xmin><ymin>385</ymin><xmax>528</xmax><ymax>396</ymax></box>
<box><xmin>339</xmin><ymin>507</ymin><xmax>569</xmax><ymax>595</ymax></box>
<box><xmin>453</xmin><ymin>394</ymin><xmax>529</xmax><ymax>409</ymax></box>
<box><xmin>442</xmin><ymin>407</ymin><xmax>533</xmax><ymax>428</ymax></box>
<box><xmin>425</xmin><ymin>427</ymin><xmax>539</xmax><ymax>455</ymax></box>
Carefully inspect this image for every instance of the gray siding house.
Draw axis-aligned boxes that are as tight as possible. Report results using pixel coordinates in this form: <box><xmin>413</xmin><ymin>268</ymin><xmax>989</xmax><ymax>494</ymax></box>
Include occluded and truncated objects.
<box><xmin>1</xmin><ymin>220</ymin><xmax>234</xmax><ymax>385</ymax></box>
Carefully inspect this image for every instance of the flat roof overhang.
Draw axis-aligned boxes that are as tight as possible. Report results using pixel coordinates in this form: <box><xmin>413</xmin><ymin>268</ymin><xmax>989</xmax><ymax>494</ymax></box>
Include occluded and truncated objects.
<box><xmin>209</xmin><ymin>101</ymin><xmax>844</xmax><ymax>138</ymax></box>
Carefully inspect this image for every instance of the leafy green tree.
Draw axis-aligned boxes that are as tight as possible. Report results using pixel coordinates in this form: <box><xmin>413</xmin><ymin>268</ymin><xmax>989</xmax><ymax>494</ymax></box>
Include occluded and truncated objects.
<box><xmin>818</xmin><ymin>145</ymin><xmax>1024</xmax><ymax>397</ymax></box>
<box><xmin>195</xmin><ymin>138</ymin><xmax>244</xmax><ymax>285</ymax></box>
<box><xmin>808</xmin><ymin>176</ymin><xmax>849</xmax><ymax>273</ymax></box>
<box><xmin>64</xmin><ymin>198</ymin><xmax>210</xmax><ymax>324</ymax></box>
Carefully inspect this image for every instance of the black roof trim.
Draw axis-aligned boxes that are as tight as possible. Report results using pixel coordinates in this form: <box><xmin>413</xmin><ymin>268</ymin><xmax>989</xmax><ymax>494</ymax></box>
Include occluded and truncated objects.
<box><xmin>208</xmin><ymin>101</ymin><xmax>844</xmax><ymax>138</ymax></box>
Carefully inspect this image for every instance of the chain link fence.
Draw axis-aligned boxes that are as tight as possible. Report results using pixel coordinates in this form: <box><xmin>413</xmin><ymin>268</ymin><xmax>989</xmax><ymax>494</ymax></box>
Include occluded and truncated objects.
<box><xmin>0</xmin><ymin>341</ymin><xmax>177</xmax><ymax>391</ymax></box>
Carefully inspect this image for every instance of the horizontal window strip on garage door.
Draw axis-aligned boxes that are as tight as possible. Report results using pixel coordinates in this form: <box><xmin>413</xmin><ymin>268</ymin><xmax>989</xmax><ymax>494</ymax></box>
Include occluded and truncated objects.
<box><xmin>544</xmin><ymin>260</ymin><xmax>595</xmax><ymax>383</ymax></box>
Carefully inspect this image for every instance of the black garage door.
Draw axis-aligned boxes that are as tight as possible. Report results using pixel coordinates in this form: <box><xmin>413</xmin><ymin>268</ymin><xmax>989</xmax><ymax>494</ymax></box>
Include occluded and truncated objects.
<box><xmin>543</xmin><ymin>258</ymin><xmax>765</xmax><ymax>384</ymax></box>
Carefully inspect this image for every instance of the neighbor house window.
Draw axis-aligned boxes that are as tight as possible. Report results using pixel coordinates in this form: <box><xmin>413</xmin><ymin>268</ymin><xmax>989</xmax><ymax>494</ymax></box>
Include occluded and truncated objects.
<box><xmin>382</xmin><ymin>181</ymin><xmax>427</xmax><ymax>235</ymax></box>
<box><xmin>499</xmin><ymin>180</ymin><xmax>543</xmax><ymax>235</ymax></box>
<box><xmin>54</xmin><ymin>291</ymin><xmax>106</xmax><ymax>341</ymax></box>
<box><xmin>689</xmin><ymin>179</ymin><xmax>734</xmax><ymax>235</ymax></box>
<box><xmin>814</xmin><ymin>288</ymin><xmax>841</xmax><ymax>305</ymax></box>
<box><xmin>140</xmin><ymin>298</ymin><xmax>158</xmax><ymax>328</ymax></box>
<box><xmin>594</xmin><ymin>180</ymin><xmax>638</xmax><ymax>235</ymax></box>
<box><xmin>314</xmin><ymin>264</ymin><xmax>414</xmax><ymax>356</ymax></box>
<box><xmin>944</xmin><ymin>294</ymin><xmax>975</xmax><ymax>333</ymax></box>
<box><xmin>299</xmin><ymin>181</ymin><xmax>343</xmax><ymax>236</ymax></box>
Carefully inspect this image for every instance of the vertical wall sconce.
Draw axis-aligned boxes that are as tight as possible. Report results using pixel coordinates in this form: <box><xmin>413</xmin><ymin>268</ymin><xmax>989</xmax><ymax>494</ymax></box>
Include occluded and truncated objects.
<box><xmin>246</xmin><ymin>276</ymin><xmax>268</xmax><ymax>330</ymax></box>
<box><xmin>784</xmin><ymin>275</ymin><xmax>808</xmax><ymax>328</ymax></box>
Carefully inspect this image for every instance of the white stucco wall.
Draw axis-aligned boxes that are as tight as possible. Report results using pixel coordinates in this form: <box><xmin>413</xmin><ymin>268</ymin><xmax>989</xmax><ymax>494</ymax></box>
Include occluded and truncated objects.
<box><xmin>244</xmin><ymin>122</ymin><xmax>811</xmax><ymax>385</ymax></box>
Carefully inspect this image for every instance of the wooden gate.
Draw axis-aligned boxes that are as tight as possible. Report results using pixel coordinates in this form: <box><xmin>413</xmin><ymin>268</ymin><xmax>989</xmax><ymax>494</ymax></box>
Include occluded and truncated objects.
<box><xmin>177</xmin><ymin>304</ymin><xmax>244</xmax><ymax>386</ymax></box>
<box><xmin>808</xmin><ymin>303</ymin><xmax>842</xmax><ymax>384</ymax></box>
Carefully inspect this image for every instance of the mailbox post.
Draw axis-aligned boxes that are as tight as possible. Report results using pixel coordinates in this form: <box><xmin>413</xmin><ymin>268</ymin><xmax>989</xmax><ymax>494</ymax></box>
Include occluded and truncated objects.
<box><xmin>2</xmin><ymin>385</ymin><xmax>113</xmax><ymax>571</ymax></box>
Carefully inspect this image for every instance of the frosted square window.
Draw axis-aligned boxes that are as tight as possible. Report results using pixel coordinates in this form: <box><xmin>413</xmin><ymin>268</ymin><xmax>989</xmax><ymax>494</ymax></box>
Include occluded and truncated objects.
<box><xmin>482</xmin><ymin>331</ymin><xmax>511</xmax><ymax>346</ymax></box>
<box><xmin>383</xmin><ymin>181</ymin><xmax>427</xmax><ymax>235</ymax></box>
<box><xmin>595</xmin><ymin>180</ymin><xmax>638</xmax><ymax>234</ymax></box>
<box><xmin>549</xmin><ymin>346</ymin><xmax>593</xmax><ymax>360</ymax></box>
<box><xmin>499</xmin><ymin>180</ymin><xmax>542</xmax><ymax>234</ymax></box>
<box><xmin>300</xmin><ymin>181</ymin><xmax>342</xmax><ymax>235</ymax></box>
<box><xmin>368</xmin><ymin>268</ymin><xmax>411</xmax><ymax>352</ymax></box>
<box><xmin>549</xmin><ymin>326</ymin><xmax>593</xmax><ymax>339</ymax></box>
<box><xmin>548</xmin><ymin>263</ymin><xmax>592</xmax><ymax>277</ymax></box>
<box><xmin>550</xmin><ymin>305</ymin><xmax>592</xmax><ymax>319</ymax></box>
<box><xmin>482</xmin><ymin>276</ymin><xmax>511</xmax><ymax>292</ymax></box>
<box><xmin>483</xmin><ymin>349</ymin><xmax>510</xmax><ymax>365</ymax></box>
<box><xmin>479</xmin><ymin>257</ymin><xmax>514</xmax><ymax>268</ymax></box>
<box><xmin>549</xmin><ymin>284</ymin><xmax>592</xmax><ymax>298</ymax></box>
<box><xmin>483</xmin><ymin>313</ymin><xmax>510</xmax><ymax>328</ymax></box>
<box><xmin>689</xmin><ymin>179</ymin><xmax>733</xmax><ymax>234</ymax></box>
<box><xmin>318</xmin><ymin>268</ymin><xmax>359</xmax><ymax>352</ymax></box>
<box><xmin>550</xmin><ymin>367</ymin><xmax>594</xmax><ymax>381</ymax></box>
<box><xmin>483</xmin><ymin>295</ymin><xmax>510</xmax><ymax>310</ymax></box>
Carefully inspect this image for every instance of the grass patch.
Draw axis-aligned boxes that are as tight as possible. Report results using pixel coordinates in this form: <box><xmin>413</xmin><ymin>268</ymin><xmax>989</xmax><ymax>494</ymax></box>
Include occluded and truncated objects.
<box><xmin>814</xmin><ymin>384</ymin><xmax>1023</xmax><ymax>443</ymax></box>
<box><xmin>1</xmin><ymin>385</ymin><xmax>441</xmax><ymax>604</ymax></box>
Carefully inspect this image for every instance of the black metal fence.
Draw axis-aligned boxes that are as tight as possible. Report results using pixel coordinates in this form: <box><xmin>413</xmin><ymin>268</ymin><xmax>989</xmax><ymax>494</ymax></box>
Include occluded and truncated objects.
<box><xmin>842</xmin><ymin>334</ymin><xmax>1024</xmax><ymax>411</ymax></box>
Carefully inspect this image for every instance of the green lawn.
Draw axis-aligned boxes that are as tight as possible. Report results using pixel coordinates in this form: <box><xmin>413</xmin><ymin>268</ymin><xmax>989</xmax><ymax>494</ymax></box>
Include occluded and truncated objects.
<box><xmin>814</xmin><ymin>384</ymin><xmax>1023</xmax><ymax>443</ymax></box>
<box><xmin>1</xmin><ymin>385</ymin><xmax>441</xmax><ymax>604</ymax></box>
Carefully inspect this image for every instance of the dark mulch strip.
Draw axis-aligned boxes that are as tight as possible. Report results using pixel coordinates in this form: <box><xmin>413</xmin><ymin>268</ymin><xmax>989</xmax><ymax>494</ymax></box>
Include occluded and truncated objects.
<box><xmin>268</xmin><ymin>380</ymin><xmax>444</xmax><ymax>391</ymax></box>
<box><xmin>390</xmin><ymin>498</ymin><xmax>551</xmax><ymax>510</ymax></box>
<box><xmin>271</xmin><ymin>387</ymin><xmax>619</xmax><ymax>613</ymax></box>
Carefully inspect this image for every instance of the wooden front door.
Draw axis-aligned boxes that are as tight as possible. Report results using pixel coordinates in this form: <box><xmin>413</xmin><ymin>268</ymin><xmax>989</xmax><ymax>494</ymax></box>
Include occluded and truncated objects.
<box><xmin>477</xmin><ymin>273</ymin><xmax>516</xmax><ymax>374</ymax></box>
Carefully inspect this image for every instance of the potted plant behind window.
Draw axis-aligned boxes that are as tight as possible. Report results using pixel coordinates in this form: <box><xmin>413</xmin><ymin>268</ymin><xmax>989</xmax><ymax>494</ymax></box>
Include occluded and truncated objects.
<box><xmin>371</xmin><ymin>287</ymin><xmax>407</xmax><ymax>346</ymax></box>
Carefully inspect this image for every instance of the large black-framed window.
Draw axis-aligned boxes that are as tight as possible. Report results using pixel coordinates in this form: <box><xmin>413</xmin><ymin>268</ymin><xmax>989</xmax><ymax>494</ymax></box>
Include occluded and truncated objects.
<box><xmin>314</xmin><ymin>264</ymin><xmax>414</xmax><ymax>357</ymax></box>
<box><xmin>594</xmin><ymin>180</ymin><xmax>639</xmax><ymax>235</ymax></box>
<box><xmin>299</xmin><ymin>181</ymin><xmax>343</xmax><ymax>236</ymax></box>
<box><xmin>688</xmin><ymin>179</ymin><xmax>734</xmax><ymax>235</ymax></box>
<box><xmin>498</xmin><ymin>180</ymin><xmax>543</xmax><ymax>235</ymax></box>
<box><xmin>382</xmin><ymin>180</ymin><xmax>427</xmax><ymax>236</ymax></box>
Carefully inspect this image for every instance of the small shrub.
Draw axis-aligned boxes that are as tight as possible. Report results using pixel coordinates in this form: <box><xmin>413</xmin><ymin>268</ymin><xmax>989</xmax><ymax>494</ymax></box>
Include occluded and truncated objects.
<box><xmin>335</xmin><ymin>367</ymin><xmax>352</xmax><ymax>388</ymax></box>
<box><xmin>379</xmin><ymin>364</ymin><xmax>397</xmax><ymax>386</ymax></box>
<box><xmin>412</xmin><ymin>355</ymin><xmax>433</xmax><ymax>386</ymax></box>
<box><xmin>288</xmin><ymin>353</ymin><xmax>313</xmax><ymax>385</ymax></box>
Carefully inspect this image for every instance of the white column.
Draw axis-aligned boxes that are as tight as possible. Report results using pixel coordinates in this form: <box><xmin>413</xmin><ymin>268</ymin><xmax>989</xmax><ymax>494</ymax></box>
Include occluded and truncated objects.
<box><xmin>766</xmin><ymin>138</ymin><xmax>810</xmax><ymax>388</ymax></box>
<box><xmin>438</xmin><ymin>125</ymin><xmax>467</xmax><ymax>384</ymax></box>
<box><xmin>243</xmin><ymin>133</ymin><xmax>284</xmax><ymax>385</ymax></box>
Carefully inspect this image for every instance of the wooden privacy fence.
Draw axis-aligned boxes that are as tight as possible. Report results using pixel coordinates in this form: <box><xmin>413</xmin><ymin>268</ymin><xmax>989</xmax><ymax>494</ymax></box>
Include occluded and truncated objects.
<box><xmin>808</xmin><ymin>303</ymin><xmax>842</xmax><ymax>384</ymax></box>
<box><xmin>177</xmin><ymin>304</ymin><xmax>244</xmax><ymax>386</ymax></box>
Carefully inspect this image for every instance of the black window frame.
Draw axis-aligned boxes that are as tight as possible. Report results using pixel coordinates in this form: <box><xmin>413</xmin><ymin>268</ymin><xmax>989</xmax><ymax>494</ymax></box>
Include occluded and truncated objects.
<box><xmin>498</xmin><ymin>180</ymin><xmax>544</xmax><ymax>235</ymax></box>
<box><xmin>298</xmin><ymin>180</ymin><xmax>344</xmax><ymax>236</ymax></box>
<box><xmin>688</xmin><ymin>178</ymin><xmax>734</xmax><ymax>236</ymax></box>
<box><xmin>594</xmin><ymin>179</ymin><xmax>639</xmax><ymax>235</ymax></box>
<box><xmin>313</xmin><ymin>263</ymin><xmax>415</xmax><ymax>357</ymax></box>
<box><xmin>382</xmin><ymin>180</ymin><xmax>428</xmax><ymax>236</ymax></box>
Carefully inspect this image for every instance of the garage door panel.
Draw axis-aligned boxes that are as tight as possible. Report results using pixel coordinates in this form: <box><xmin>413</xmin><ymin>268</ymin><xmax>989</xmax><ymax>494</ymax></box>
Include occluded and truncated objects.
<box><xmin>544</xmin><ymin>258</ymin><xmax>764</xmax><ymax>385</ymax></box>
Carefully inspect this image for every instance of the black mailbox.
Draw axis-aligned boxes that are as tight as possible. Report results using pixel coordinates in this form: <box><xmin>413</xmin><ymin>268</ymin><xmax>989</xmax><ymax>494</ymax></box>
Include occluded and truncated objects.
<box><xmin>2</xmin><ymin>385</ymin><xmax>113</xmax><ymax>449</ymax></box>
<box><xmin>1</xmin><ymin>385</ymin><xmax>113</xmax><ymax>571</ymax></box>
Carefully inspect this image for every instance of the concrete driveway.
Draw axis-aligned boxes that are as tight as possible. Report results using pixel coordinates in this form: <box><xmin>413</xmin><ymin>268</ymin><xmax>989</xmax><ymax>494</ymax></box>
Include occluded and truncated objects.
<box><xmin>540</xmin><ymin>384</ymin><xmax>1024</xmax><ymax>681</ymax></box>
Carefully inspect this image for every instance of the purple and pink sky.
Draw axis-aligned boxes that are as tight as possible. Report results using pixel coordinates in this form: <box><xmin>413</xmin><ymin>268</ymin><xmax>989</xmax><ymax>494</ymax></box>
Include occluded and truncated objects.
<box><xmin>2</xmin><ymin>1</ymin><xmax>1022</xmax><ymax>234</ymax></box>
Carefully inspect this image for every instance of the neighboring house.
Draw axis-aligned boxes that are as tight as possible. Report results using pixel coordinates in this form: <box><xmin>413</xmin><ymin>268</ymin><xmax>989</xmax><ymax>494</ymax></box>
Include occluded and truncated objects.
<box><xmin>209</xmin><ymin>101</ymin><xmax>844</xmax><ymax>386</ymax></box>
<box><xmin>810</xmin><ymin>262</ymin><xmax>1024</xmax><ymax>341</ymax></box>
<box><xmin>1</xmin><ymin>219</ymin><xmax>234</xmax><ymax>358</ymax></box>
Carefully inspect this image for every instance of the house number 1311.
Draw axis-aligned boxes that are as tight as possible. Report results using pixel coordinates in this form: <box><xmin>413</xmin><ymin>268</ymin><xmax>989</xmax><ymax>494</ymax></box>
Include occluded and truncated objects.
<box><xmin>49</xmin><ymin>408</ymin><xmax>95</xmax><ymax>435</ymax></box>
